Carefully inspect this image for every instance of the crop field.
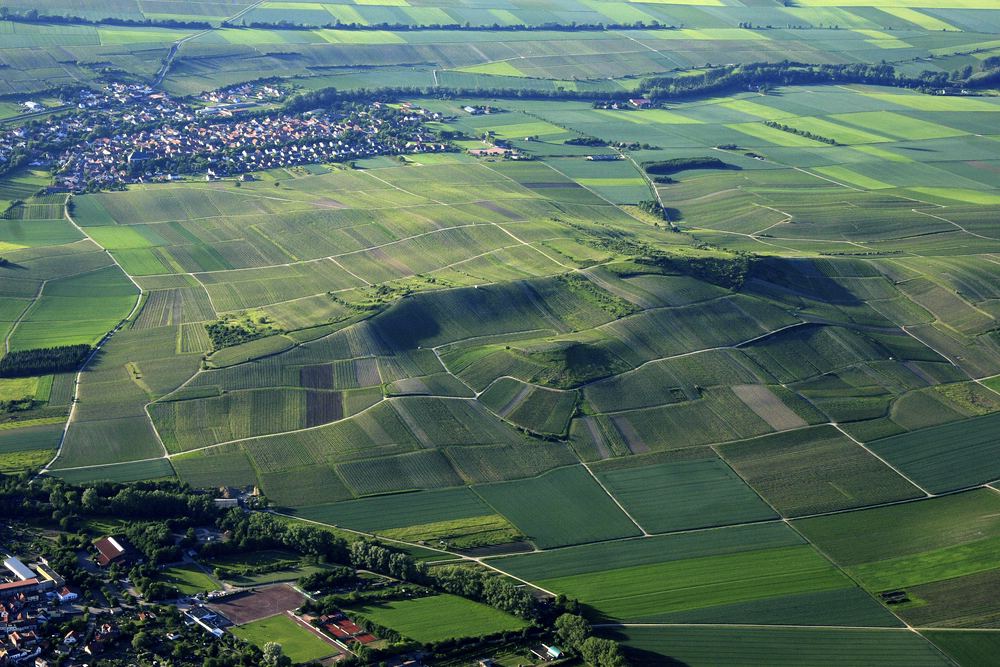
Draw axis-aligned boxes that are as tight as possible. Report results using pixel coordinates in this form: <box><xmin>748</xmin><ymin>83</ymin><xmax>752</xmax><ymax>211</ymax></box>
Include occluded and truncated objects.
<box><xmin>491</xmin><ymin>522</ymin><xmax>893</xmax><ymax>625</ymax></box>
<box><xmin>794</xmin><ymin>490</ymin><xmax>1000</xmax><ymax>603</ymax></box>
<box><xmin>350</xmin><ymin>594</ymin><xmax>528</xmax><ymax>643</ymax></box>
<box><xmin>593</xmin><ymin>455</ymin><xmax>777</xmax><ymax>533</ymax></box>
<box><xmin>867</xmin><ymin>412</ymin><xmax>1000</xmax><ymax>493</ymax></box>
<box><xmin>615</xmin><ymin>626</ymin><xmax>952</xmax><ymax>666</ymax></box>
<box><xmin>474</xmin><ymin>466</ymin><xmax>641</xmax><ymax>548</ymax></box>
<box><xmin>716</xmin><ymin>426</ymin><xmax>924</xmax><ymax>516</ymax></box>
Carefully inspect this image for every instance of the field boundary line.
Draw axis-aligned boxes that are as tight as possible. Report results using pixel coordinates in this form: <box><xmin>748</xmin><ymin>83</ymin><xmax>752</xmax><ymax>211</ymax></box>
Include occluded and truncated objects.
<box><xmin>580</xmin><ymin>319</ymin><xmax>808</xmax><ymax>390</ymax></box>
<box><xmin>480</xmin><ymin>481</ymin><xmax>1000</xmax><ymax>563</ymax></box>
<box><xmin>780</xmin><ymin>509</ymin><xmax>919</xmax><ymax>633</ymax></box>
<box><xmin>610</xmin><ymin>30</ymin><xmax>685</xmax><ymax>69</ymax></box>
<box><xmin>360</xmin><ymin>169</ymin><xmax>444</xmax><ymax>204</ymax></box>
<box><xmin>329</xmin><ymin>257</ymin><xmax>371</xmax><ymax>286</ymax></box>
<box><xmin>157</xmin><ymin>395</ymin><xmax>407</xmax><ymax>457</ymax></box>
<box><xmin>899</xmin><ymin>325</ymin><xmax>974</xmax><ymax>380</ymax></box>
<box><xmin>40</xmin><ymin>203</ymin><xmax>146</xmax><ymax>474</ymax></box>
<box><xmin>269</xmin><ymin>510</ymin><xmax>557</xmax><ymax>596</ymax></box>
<box><xmin>581</xmin><ymin>462</ymin><xmax>650</xmax><ymax>537</ymax></box>
<box><xmin>181</xmin><ymin>221</ymin><xmax>500</xmax><ymax>277</ymax></box>
<box><xmin>911</xmin><ymin>208</ymin><xmax>1000</xmax><ymax>242</ymax></box>
<box><xmin>795</xmin><ymin>166</ymin><xmax>864</xmax><ymax>192</ymax></box>
<box><xmin>48</xmin><ymin>454</ymin><xmax>168</xmax><ymax>473</ymax></box>
<box><xmin>830</xmin><ymin>422</ymin><xmax>933</xmax><ymax>497</ymax></box>
<box><xmin>592</xmin><ymin>623</ymin><xmax>913</xmax><ymax>630</ymax></box>
<box><xmin>491</xmin><ymin>222</ymin><xmax>574</xmax><ymax>270</ymax></box>
<box><xmin>4</xmin><ymin>279</ymin><xmax>45</xmax><ymax>354</ymax></box>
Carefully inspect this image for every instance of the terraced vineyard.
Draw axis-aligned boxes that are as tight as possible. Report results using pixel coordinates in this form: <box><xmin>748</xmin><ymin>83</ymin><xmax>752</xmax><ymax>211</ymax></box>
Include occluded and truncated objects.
<box><xmin>2</xmin><ymin>0</ymin><xmax>1000</xmax><ymax>660</ymax></box>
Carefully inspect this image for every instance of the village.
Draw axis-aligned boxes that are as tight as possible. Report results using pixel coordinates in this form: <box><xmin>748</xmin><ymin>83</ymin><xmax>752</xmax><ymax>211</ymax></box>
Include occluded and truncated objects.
<box><xmin>0</xmin><ymin>521</ymin><xmax>405</xmax><ymax>666</ymax></box>
<box><xmin>0</xmin><ymin>83</ymin><xmax>447</xmax><ymax>193</ymax></box>
<box><xmin>0</xmin><ymin>485</ymin><xmax>565</xmax><ymax>667</ymax></box>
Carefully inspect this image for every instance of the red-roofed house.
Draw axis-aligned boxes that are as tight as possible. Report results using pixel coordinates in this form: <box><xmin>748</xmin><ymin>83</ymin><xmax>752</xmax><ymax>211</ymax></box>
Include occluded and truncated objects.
<box><xmin>94</xmin><ymin>537</ymin><xmax>138</xmax><ymax>567</ymax></box>
<box><xmin>0</xmin><ymin>579</ymin><xmax>40</xmax><ymax>600</ymax></box>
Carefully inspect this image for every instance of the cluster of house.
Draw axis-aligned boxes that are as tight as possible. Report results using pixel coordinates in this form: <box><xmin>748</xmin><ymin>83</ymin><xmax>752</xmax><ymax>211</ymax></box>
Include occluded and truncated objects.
<box><xmin>0</xmin><ymin>556</ymin><xmax>77</xmax><ymax>666</ymax></box>
<box><xmin>593</xmin><ymin>98</ymin><xmax>654</xmax><ymax>110</ymax></box>
<box><xmin>0</xmin><ymin>81</ymin><xmax>447</xmax><ymax>192</ymax></box>
<box><xmin>462</xmin><ymin>105</ymin><xmax>502</xmax><ymax>115</ymax></box>
<box><xmin>198</xmin><ymin>82</ymin><xmax>285</xmax><ymax>112</ymax></box>
<box><xmin>467</xmin><ymin>137</ymin><xmax>528</xmax><ymax>160</ymax></box>
<box><xmin>55</xmin><ymin>104</ymin><xmax>446</xmax><ymax>190</ymax></box>
<box><xmin>0</xmin><ymin>84</ymin><xmax>190</xmax><ymax>176</ymax></box>
<box><xmin>52</xmin><ymin>622</ymin><xmax>120</xmax><ymax>663</ymax></box>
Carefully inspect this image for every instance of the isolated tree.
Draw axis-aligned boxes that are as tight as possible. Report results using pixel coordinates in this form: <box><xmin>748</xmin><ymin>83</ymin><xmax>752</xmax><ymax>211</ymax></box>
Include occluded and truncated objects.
<box><xmin>262</xmin><ymin>642</ymin><xmax>291</xmax><ymax>667</ymax></box>
<box><xmin>555</xmin><ymin>613</ymin><xmax>591</xmax><ymax>650</ymax></box>
<box><xmin>81</xmin><ymin>487</ymin><xmax>99</xmax><ymax>513</ymax></box>
<box><xmin>580</xmin><ymin>636</ymin><xmax>628</xmax><ymax>667</ymax></box>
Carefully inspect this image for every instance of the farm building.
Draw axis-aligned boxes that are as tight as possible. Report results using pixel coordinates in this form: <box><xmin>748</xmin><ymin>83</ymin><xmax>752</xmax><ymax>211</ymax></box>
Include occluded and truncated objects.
<box><xmin>468</xmin><ymin>146</ymin><xmax>518</xmax><ymax>158</ymax></box>
<box><xmin>628</xmin><ymin>98</ymin><xmax>652</xmax><ymax>108</ymax></box>
<box><xmin>93</xmin><ymin>537</ymin><xmax>139</xmax><ymax>568</ymax></box>
<box><xmin>530</xmin><ymin>644</ymin><xmax>564</xmax><ymax>661</ymax></box>
<box><xmin>3</xmin><ymin>557</ymin><xmax>34</xmax><ymax>583</ymax></box>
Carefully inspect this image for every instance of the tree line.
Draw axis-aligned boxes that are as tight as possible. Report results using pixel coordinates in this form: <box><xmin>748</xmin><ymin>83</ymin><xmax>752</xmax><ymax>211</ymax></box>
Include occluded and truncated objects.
<box><xmin>230</xmin><ymin>18</ymin><xmax>677</xmax><ymax>32</ymax></box>
<box><xmin>280</xmin><ymin>60</ymin><xmax>1000</xmax><ymax>113</ymax></box>
<box><xmin>642</xmin><ymin>156</ymin><xmax>732</xmax><ymax>175</ymax></box>
<box><xmin>0</xmin><ymin>344</ymin><xmax>91</xmax><ymax>377</ymax></box>
<box><xmin>0</xmin><ymin>7</ymin><xmax>211</xmax><ymax>28</ymax></box>
<box><xmin>763</xmin><ymin>120</ymin><xmax>840</xmax><ymax>145</ymax></box>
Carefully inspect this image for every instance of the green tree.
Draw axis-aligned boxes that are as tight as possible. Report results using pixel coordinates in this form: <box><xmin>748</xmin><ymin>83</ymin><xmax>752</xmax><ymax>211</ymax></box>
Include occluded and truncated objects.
<box><xmin>580</xmin><ymin>637</ymin><xmax>628</xmax><ymax>667</ymax></box>
<box><xmin>555</xmin><ymin>613</ymin><xmax>591</xmax><ymax>650</ymax></box>
<box><xmin>262</xmin><ymin>642</ymin><xmax>291</xmax><ymax>667</ymax></box>
<box><xmin>81</xmin><ymin>487</ymin><xmax>99</xmax><ymax>513</ymax></box>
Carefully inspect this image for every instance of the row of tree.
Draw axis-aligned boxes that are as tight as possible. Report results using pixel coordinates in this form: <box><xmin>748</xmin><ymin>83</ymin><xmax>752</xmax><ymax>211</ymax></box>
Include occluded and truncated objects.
<box><xmin>230</xmin><ymin>18</ymin><xmax>678</xmax><ymax>32</ymax></box>
<box><xmin>0</xmin><ymin>7</ymin><xmax>211</xmax><ymax>28</ymax></box>
<box><xmin>764</xmin><ymin>120</ymin><xmax>839</xmax><ymax>145</ymax></box>
<box><xmin>636</xmin><ymin>61</ymin><xmax>967</xmax><ymax>101</ymax></box>
<box><xmin>642</xmin><ymin>156</ymin><xmax>731</xmax><ymax>176</ymax></box>
<box><xmin>0</xmin><ymin>344</ymin><xmax>91</xmax><ymax>377</ymax></box>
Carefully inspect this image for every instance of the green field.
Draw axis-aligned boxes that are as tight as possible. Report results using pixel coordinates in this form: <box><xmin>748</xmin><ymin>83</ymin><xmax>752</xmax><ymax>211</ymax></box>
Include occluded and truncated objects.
<box><xmin>351</xmin><ymin>594</ymin><xmax>528</xmax><ymax>642</ymax></box>
<box><xmin>492</xmin><ymin>522</ymin><xmax>893</xmax><ymax>626</ymax></box>
<box><xmin>230</xmin><ymin>614</ymin><xmax>335</xmax><ymax>663</ymax></box>
<box><xmin>474</xmin><ymin>465</ymin><xmax>641</xmax><ymax>548</ymax></box>
<box><xmin>158</xmin><ymin>565</ymin><xmax>220</xmax><ymax>595</ymax></box>
<box><xmin>615</xmin><ymin>626</ymin><xmax>952</xmax><ymax>666</ymax></box>
<box><xmin>868</xmin><ymin>412</ymin><xmax>1000</xmax><ymax>493</ymax></box>
<box><xmin>593</xmin><ymin>455</ymin><xmax>777</xmax><ymax>533</ymax></box>
<box><xmin>795</xmin><ymin>490</ymin><xmax>1000</xmax><ymax>596</ymax></box>
<box><xmin>716</xmin><ymin>426</ymin><xmax>924</xmax><ymax>516</ymax></box>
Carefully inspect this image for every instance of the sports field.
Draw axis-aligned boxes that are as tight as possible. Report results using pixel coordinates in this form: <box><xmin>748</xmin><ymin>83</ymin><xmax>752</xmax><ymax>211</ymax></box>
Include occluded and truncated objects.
<box><xmin>229</xmin><ymin>613</ymin><xmax>336</xmax><ymax>663</ymax></box>
<box><xmin>350</xmin><ymin>594</ymin><xmax>529</xmax><ymax>642</ymax></box>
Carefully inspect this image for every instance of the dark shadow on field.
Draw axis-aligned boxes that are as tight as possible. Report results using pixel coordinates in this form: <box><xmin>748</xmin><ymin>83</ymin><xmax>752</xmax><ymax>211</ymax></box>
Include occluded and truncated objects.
<box><xmin>78</xmin><ymin>347</ymin><xmax>107</xmax><ymax>375</ymax></box>
<box><xmin>598</xmin><ymin>627</ymin><xmax>691</xmax><ymax>666</ymax></box>
<box><xmin>0</xmin><ymin>261</ymin><xmax>27</xmax><ymax>270</ymax></box>
<box><xmin>745</xmin><ymin>257</ymin><xmax>862</xmax><ymax>306</ymax></box>
<box><xmin>369</xmin><ymin>294</ymin><xmax>443</xmax><ymax>351</ymax></box>
<box><xmin>898</xmin><ymin>147</ymin><xmax>936</xmax><ymax>152</ymax></box>
<box><xmin>662</xmin><ymin>207</ymin><xmax>683</xmax><ymax>221</ymax></box>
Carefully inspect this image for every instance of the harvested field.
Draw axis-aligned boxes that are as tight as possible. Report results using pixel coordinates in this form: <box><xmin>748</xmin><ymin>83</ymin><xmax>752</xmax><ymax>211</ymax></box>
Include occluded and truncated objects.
<box><xmin>731</xmin><ymin>384</ymin><xmax>807</xmax><ymax>431</ymax></box>
<box><xmin>206</xmin><ymin>584</ymin><xmax>306</xmax><ymax>625</ymax></box>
